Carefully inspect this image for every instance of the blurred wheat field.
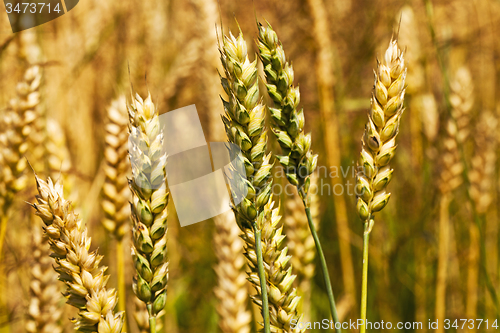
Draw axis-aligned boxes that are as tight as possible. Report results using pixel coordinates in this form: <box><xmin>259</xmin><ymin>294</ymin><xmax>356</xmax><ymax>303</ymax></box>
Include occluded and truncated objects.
<box><xmin>0</xmin><ymin>0</ymin><xmax>499</xmax><ymax>332</ymax></box>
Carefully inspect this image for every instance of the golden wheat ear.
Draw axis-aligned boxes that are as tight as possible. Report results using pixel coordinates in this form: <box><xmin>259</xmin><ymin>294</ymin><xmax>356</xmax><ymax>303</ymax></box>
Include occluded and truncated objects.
<box><xmin>356</xmin><ymin>39</ymin><xmax>407</xmax><ymax>333</ymax></box>
<box><xmin>1</xmin><ymin>65</ymin><xmax>43</xmax><ymax>268</ymax></box>
<box><xmin>31</xmin><ymin>175</ymin><xmax>125</xmax><ymax>333</ymax></box>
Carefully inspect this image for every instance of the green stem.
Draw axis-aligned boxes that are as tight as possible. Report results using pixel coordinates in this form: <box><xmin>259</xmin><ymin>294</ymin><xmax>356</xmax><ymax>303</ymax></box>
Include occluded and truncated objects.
<box><xmin>116</xmin><ymin>239</ymin><xmax>128</xmax><ymax>332</ymax></box>
<box><xmin>360</xmin><ymin>221</ymin><xmax>371</xmax><ymax>333</ymax></box>
<box><xmin>252</xmin><ymin>222</ymin><xmax>271</xmax><ymax>333</ymax></box>
<box><xmin>147</xmin><ymin>304</ymin><xmax>157</xmax><ymax>333</ymax></box>
<box><xmin>304</xmin><ymin>206</ymin><xmax>342</xmax><ymax>333</ymax></box>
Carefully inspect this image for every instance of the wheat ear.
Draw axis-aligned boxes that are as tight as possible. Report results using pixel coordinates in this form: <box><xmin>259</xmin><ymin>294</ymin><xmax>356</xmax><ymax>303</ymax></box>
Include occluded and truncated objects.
<box><xmin>434</xmin><ymin>67</ymin><xmax>472</xmax><ymax>331</ymax></box>
<box><xmin>102</xmin><ymin>96</ymin><xmax>131</xmax><ymax>330</ymax></box>
<box><xmin>244</xmin><ymin>200</ymin><xmax>305</xmax><ymax>333</ymax></box>
<box><xmin>26</xmin><ymin>220</ymin><xmax>63</xmax><ymax>333</ymax></box>
<box><xmin>256</xmin><ymin>22</ymin><xmax>317</xmax><ymax>201</ymax></box>
<box><xmin>128</xmin><ymin>92</ymin><xmax>169</xmax><ymax>333</ymax></box>
<box><xmin>219</xmin><ymin>27</ymin><xmax>272</xmax><ymax>332</ymax></box>
<box><xmin>213</xmin><ymin>201</ymin><xmax>252</xmax><ymax>333</ymax></box>
<box><xmin>356</xmin><ymin>39</ymin><xmax>406</xmax><ymax>333</ymax></box>
<box><xmin>0</xmin><ymin>66</ymin><xmax>42</xmax><ymax>259</ymax></box>
<box><xmin>31</xmin><ymin>175</ymin><xmax>124</xmax><ymax>333</ymax></box>
<box><xmin>219</xmin><ymin>28</ymin><xmax>304</xmax><ymax>333</ymax></box>
<box><xmin>103</xmin><ymin>96</ymin><xmax>131</xmax><ymax>238</ymax></box>
<box><xmin>257</xmin><ymin>22</ymin><xmax>342</xmax><ymax>329</ymax></box>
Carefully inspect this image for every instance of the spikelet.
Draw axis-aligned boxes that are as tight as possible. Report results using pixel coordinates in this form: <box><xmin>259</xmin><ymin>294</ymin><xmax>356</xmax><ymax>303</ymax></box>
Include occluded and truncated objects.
<box><xmin>213</xmin><ymin>203</ymin><xmax>251</xmax><ymax>333</ymax></box>
<box><xmin>0</xmin><ymin>65</ymin><xmax>42</xmax><ymax>208</ymax></box>
<box><xmin>31</xmin><ymin>175</ymin><xmax>124</xmax><ymax>333</ymax></box>
<box><xmin>468</xmin><ymin>111</ymin><xmax>497</xmax><ymax>214</ymax></box>
<box><xmin>128</xmin><ymin>93</ymin><xmax>169</xmax><ymax>319</ymax></box>
<box><xmin>356</xmin><ymin>40</ymin><xmax>407</xmax><ymax>222</ymax></box>
<box><xmin>257</xmin><ymin>22</ymin><xmax>318</xmax><ymax>204</ymax></box>
<box><xmin>219</xmin><ymin>28</ymin><xmax>304</xmax><ymax>332</ymax></box>
<box><xmin>26</xmin><ymin>221</ymin><xmax>63</xmax><ymax>333</ymax></box>
<box><xmin>102</xmin><ymin>96</ymin><xmax>130</xmax><ymax>240</ymax></box>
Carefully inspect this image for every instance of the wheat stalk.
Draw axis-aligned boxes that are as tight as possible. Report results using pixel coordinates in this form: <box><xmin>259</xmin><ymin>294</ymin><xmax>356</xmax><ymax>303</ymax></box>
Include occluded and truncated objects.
<box><xmin>283</xmin><ymin>174</ymin><xmax>319</xmax><ymax>321</ymax></box>
<box><xmin>31</xmin><ymin>175</ymin><xmax>124</xmax><ymax>333</ymax></box>
<box><xmin>213</xmin><ymin>201</ymin><xmax>252</xmax><ymax>333</ymax></box>
<box><xmin>306</xmin><ymin>0</ymin><xmax>358</xmax><ymax>307</ymax></box>
<box><xmin>128</xmin><ymin>92</ymin><xmax>169</xmax><ymax>333</ymax></box>
<box><xmin>257</xmin><ymin>22</ymin><xmax>342</xmax><ymax>329</ymax></box>
<box><xmin>355</xmin><ymin>39</ymin><xmax>406</xmax><ymax>333</ymax></box>
<box><xmin>26</xmin><ymin>220</ymin><xmax>64</xmax><ymax>333</ymax></box>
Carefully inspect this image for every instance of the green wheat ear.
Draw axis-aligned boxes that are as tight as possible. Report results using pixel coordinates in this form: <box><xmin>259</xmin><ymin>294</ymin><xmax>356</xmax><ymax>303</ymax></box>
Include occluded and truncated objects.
<box><xmin>257</xmin><ymin>22</ymin><xmax>318</xmax><ymax>204</ymax></box>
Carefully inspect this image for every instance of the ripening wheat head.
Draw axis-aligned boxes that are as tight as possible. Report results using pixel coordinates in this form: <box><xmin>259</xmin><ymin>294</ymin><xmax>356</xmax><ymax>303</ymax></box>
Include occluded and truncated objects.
<box><xmin>1</xmin><ymin>66</ymin><xmax>41</xmax><ymax>207</ymax></box>
<box><xmin>219</xmin><ymin>28</ymin><xmax>304</xmax><ymax>332</ymax></box>
<box><xmin>257</xmin><ymin>22</ymin><xmax>318</xmax><ymax>203</ymax></box>
<box><xmin>31</xmin><ymin>175</ymin><xmax>124</xmax><ymax>333</ymax></box>
<box><xmin>26</xmin><ymin>223</ymin><xmax>63</xmax><ymax>333</ymax></box>
<box><xmin>219</xmin><ymin>28</ymin><xmax>273</xmax><ymax>217</ymax></box>
<box><xmin>243</xmin><ymin>200</ymin><xmax>304</xmax><ymax>332</ymax></box>
<box><xmin>356</xmin><ymin>39</ymin><xmax>407</xmax><ymax>222</ymax></box>
<box><xmin>128</xmin><ymin>92</ymin><xmax>169</xmax><ymax>316</ymax></box>
<box><xmin>102</xmin><ymin>96</ymin><xmax>130</xmax><ymax>240</ymax></box>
